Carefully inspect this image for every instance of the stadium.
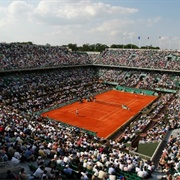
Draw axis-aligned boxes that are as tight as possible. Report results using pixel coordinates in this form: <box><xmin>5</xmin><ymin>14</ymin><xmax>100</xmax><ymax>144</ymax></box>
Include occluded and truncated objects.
<box><xmin>0</xmin><ymin>42</ymin><xmax>179</xmax><ymax>180</ymax></box>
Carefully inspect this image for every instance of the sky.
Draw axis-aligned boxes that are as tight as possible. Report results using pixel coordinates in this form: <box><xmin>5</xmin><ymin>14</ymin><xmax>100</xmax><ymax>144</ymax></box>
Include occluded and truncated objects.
<box><xmin>0</xmin><ymin>0</ymin><xmax>180</xmax><ymax>50</ymax></box>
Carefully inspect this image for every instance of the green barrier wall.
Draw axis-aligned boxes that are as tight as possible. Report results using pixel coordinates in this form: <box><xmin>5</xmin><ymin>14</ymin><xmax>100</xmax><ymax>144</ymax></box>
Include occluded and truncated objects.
<box><xmin>116</xmin><ymin>85</ymin><xmax>155</xmax><ymax>96</ymax></box>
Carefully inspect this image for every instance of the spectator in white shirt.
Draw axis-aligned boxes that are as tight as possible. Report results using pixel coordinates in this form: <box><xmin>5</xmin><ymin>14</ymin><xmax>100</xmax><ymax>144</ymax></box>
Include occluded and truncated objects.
<box><xmin>11</xmin><ymin>156</ymin><xmax>20</xmax><ymax>165</ymax></box>
<box><xmin>33</xmin><ymin>165</ymin><xmax>45</xmax><ymax>179</ymax></box>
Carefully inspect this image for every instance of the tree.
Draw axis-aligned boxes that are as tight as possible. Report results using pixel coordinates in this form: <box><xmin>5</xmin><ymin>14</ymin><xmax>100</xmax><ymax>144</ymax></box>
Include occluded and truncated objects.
<box><xmin>67</xmin><ymin>43</ymin><xmax>78</xmax><ymax>51</ymax></box>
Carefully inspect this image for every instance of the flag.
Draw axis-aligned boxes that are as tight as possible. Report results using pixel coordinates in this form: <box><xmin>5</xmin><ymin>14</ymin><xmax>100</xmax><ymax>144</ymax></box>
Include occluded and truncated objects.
<box><xmin>138</xmin><ymin>36</ymin><xmax>140</xmax><ymax>40</ymax></box>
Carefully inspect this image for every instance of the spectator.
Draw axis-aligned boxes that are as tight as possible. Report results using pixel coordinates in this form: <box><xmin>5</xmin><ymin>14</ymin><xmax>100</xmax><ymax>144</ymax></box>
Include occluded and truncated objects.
<box><xmin>6</xmin><ymin>170</ymin><xmax>17</xmax><ymax>180</ymax></box>
<box><xmin>19</xmin><ymin>168</ymin><xmax>28</xmax><ymax>180</ymax></box>
<box><xmin>33</xmin><ymin>165</ymin><xmax>45</xmax><ymax>179</ymax></box>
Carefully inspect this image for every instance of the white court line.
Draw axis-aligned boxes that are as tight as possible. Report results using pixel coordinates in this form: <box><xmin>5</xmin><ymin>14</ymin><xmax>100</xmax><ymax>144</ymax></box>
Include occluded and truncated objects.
<box><xmin>126</xmin><ymin>99</ymin><xmax>138</xmax><ymax>107</ymax></box>
<box><xmin>98</xmin><ymin>107</ymin><xmax>123</xmax><ymax>122</ymax></box>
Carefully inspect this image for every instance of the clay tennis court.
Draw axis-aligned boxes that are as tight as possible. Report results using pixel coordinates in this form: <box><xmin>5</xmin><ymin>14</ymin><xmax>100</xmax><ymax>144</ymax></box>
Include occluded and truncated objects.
<box><xmin>41</xmin><ymin>90</ymin><xmax>157</xmax><ymax>138</ymax></box>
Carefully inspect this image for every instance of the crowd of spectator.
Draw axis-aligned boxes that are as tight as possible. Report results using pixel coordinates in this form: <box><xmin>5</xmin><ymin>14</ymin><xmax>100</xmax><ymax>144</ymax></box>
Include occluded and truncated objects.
<box><xmin>119</xmin><ymin>90</ymin><xmax>180</xmax><ymax>179</ymax></box>
<box><xmin>0</xmin><ymin>67</ymin><xmax>110</xmax><ymax>113</ymax></box>
<box><xmin>0</xmin><ymin>67</ymin><xmax>179</xmax><ymax>179</ymax></box>
<box><xmin>0</xmin><ymin>43</ymin><xmax>179</xmax><ymax>180</ymax></box>
<box><xmin>96</xmin><ymin>49</ymin><xmax>180</xmax><ymax>70</ymax></box>
<box><xmin>1</xmin><ymin>43</ymin><xmax>180</xmax><ymax>71</ymax></box>
<box><xmin>0</xmin><ymin>102</ymin><xmax>156</xmax><ymax>180</ymax></box>
<box><xmin>159</xmin><ymin>133</ymin><xmax>180</xmax><ymax>180</ymax></box>
<box><xmin>0</xmin><ymin>43</ymin><xmax>91</xmax><ymax>70</ymax></box>
<box><xmin>157</xmin><ymin>91</ymin><xmax>180</xmax><ymax>178</ymax></box>
<box><xmin>98</xmin><ymin>68</ymin><xmax>179</xmax><ymax>90</ymax></box>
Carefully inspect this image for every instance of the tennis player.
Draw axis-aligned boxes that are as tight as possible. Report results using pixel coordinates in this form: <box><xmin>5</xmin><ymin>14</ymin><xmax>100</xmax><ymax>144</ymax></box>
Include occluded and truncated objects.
<box><xmin>76</xmin><ymin>109</ymin><xmax>79</xmax><ymax>116</ymax></box>
<box><xmin>122</xmin><ymin>104</ymin><xmax>131</xmax><ymax>110</ymax></box>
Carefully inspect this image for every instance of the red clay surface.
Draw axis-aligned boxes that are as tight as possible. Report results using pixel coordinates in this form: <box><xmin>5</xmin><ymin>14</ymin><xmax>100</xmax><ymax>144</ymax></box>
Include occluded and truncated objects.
<box><xmin>41</xmin><ymin>90</ymin><xmax>157</xmax><ymax>138</ymax></box>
